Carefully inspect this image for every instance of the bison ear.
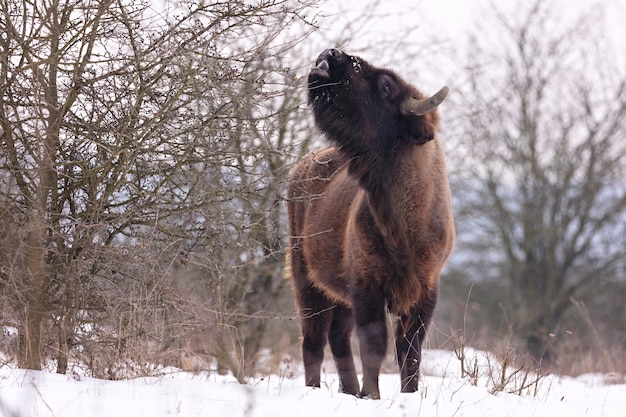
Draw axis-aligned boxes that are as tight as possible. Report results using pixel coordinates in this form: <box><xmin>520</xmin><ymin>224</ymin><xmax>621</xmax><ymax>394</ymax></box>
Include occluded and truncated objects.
<box><xmin>407</xmin><ymin>114</ymin><xmax>437</xmax><ymax>145</ymax></box>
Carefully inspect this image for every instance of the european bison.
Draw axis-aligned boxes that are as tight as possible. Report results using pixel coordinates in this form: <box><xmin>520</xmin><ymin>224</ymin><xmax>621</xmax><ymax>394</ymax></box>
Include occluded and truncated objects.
<box><xmin>286</xmin><ymin>48</ymin><xmax>454</xmax><ymax>399</ymax></box>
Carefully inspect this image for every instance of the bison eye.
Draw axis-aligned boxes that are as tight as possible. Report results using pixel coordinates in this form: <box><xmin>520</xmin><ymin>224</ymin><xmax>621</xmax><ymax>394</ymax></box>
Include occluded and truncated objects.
<box><xmin>378</xmin><ymin>74</ymin><xmax>396</xmax><ymax>100</ymax></box>
<box><xmin>383</xmin><ymin>81</ymin><xmax>391</xmax><ymax>96</ymax></box>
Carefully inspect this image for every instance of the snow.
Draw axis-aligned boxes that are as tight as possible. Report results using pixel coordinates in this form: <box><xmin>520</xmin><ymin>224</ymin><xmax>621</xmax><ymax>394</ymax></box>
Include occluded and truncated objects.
<box><xmin>1</xmin><ymin>350</ymin><xmax>624</xmax><ymax>417</ymax></box>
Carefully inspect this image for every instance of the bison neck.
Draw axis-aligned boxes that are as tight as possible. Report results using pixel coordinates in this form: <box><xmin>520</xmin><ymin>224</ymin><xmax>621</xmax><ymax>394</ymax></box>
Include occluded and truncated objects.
<box><xmin>348</xmin><ymin>142</ymin><xmax>439</xmax><ymax>252</ymax></box>
<box><xmin>348</xmin><ymin>140</ymin><xmax>451</xmax><ymax>316</ymax></box>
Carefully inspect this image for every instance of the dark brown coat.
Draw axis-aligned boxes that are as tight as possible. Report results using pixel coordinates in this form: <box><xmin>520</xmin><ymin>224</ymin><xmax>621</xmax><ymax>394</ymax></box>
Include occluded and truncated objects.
<box><xmin>286</xmin><ymin>48</ymin><xmax>454</xmax><ymax>399</ymax></box>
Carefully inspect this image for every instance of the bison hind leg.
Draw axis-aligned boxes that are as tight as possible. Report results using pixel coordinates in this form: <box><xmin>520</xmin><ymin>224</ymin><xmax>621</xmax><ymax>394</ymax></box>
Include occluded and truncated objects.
<box><xmin>300</xmin><ymin>296</ymin><xmax>360</xmax><ymax>395</ymax></box>
<box><xmin>299</xmin><ymin>285</ymin><xmax>334</xmax><ymax>388</ymax></box>
<box><xmin>328</xmin><ymin>304</ymin><xmax>359</xmax><ymax>395</ymax></box>
<box><xmin>298</xmin><ymin>285</ymin><xmax>359</xmax><ymax>395</ymax></box>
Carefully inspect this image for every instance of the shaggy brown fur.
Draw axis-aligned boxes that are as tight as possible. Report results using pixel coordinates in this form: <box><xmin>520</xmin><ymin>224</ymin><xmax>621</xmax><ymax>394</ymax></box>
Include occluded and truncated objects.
<box><xmin>286</xmin><ymin>48</ymin><xmax>455</xmax><ymax>399</ymax></box>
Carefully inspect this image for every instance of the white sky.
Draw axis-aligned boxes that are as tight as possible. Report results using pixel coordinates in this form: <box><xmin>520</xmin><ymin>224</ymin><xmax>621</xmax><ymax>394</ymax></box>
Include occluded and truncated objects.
<box><xmin>312</xmin><ymin>0</ymin><xmax>626</xmax><ymax>39</ymax></box>
<box><xmin>299</xmin><ymin>0</ymin><xmax>626</xmax><ymax>96</ymax></box>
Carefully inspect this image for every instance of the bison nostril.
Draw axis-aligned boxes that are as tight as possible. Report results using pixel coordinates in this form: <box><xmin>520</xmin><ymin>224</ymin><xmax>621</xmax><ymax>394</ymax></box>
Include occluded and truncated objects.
<box><xmin>319</xmin><ymin>48</ymin><xmax>341</xmax><ymax>62</ymax></box>
<box><xmin>316</xmin><ymin>59</ymin><xmax>329</xmax><ymax>72</ymax></box>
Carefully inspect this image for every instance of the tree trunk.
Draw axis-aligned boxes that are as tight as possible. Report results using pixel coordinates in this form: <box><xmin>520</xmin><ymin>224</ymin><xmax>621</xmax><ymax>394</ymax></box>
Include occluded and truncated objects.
<box><xmin>18</xmin><ymin>201</ymin><xmax>51</xmax><ymax>370</ymax></box>
<box><xmin>57</xmin><ymin>314</ymin><xmax>71</xmax><ymax>374</ymax></box>
<box><xmin>19</xmin><ymin>217</ymin><xmax>47</xmax><ymax>370</ymax></box>
<box><xmin>19</xmin><ymin>305</ymin><xmax>45</xmax><ymax>370</ymax></box>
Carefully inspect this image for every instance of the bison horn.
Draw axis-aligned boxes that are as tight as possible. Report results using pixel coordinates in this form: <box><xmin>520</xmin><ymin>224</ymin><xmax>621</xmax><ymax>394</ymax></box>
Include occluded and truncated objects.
<box><xmin>400</xmin><ymin>86</ymin><xmax>449</xmax><ymax>116</ymax></box>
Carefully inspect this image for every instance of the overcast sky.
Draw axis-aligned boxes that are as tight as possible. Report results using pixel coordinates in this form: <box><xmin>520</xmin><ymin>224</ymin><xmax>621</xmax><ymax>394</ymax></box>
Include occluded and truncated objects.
<box><xmin>300</xmin><ymin>0</ymin><xmax>625</xmax><ymax>90</ymax></box>
<box><xmin>310</xmin><ymin>0</ymin><xmax>626</xmax><ymax>42</ymax></box>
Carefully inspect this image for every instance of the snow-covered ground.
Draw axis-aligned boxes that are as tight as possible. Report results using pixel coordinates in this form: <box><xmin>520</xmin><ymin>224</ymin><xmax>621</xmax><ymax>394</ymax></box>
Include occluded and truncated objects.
<box><xmin>1</xmin><ymin>349</ymin><xmax>624</xmax><ymax>417</ymax></box>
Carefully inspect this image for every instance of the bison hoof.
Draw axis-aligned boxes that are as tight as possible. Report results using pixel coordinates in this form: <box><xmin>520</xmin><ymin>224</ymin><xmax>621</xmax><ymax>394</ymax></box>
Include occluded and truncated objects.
<box><xmin>339</xmin><ymin>387</ymin><xmax>359</xmax><ymax>396</ymax></box>
<box><xmin>358</xmin><ymin>391</ymin><xmax>381</xmax><ymax>400</ymax></box>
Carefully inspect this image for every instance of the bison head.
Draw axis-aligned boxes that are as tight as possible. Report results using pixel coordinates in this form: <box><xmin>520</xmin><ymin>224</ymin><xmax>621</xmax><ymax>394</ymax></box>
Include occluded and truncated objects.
<box><xmin>308</xmin><ymin>48</ymin><xmax>448</xmax><ymax>156</ymax></box>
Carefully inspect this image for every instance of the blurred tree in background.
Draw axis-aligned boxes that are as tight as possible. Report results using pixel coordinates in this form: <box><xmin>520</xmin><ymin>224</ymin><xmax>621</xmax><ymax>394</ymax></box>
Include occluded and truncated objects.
<box><xmin>443</xmin><ymin>0</ymin><xmax>626</xmax><ymax>372</ymax></box>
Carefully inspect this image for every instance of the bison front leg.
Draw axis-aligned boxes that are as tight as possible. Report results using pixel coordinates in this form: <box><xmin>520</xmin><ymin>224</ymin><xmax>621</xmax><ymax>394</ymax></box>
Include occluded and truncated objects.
<box><xmin>354</xmin><ymin>289</ymin><xmax>387</xmax><ymax>399</ymax></box>
<box><xmin>395</xmin><ymin>292</ymin><xmax>437</xmax><ymax>392</ymax></box>
<box><xmin>395</xmin><ymin>316</ymin><xmax>424</xmax><ymax>393</ymax></box>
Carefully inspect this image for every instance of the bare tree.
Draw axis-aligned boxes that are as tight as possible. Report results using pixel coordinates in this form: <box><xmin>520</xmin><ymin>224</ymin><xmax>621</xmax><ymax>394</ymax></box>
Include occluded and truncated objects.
<box><xmin>173</xmin><ymin>0</ymin><xmax>446</xmax><ymax>379</ymax></box>
<box><xmin>450</xmin><ymin>0</ymin><xmax>626</xmax><ymax>366</ymax></box>
<box><xmin>0</xmin><ymin>0</ymin><xmax>317</xmax><ymax>373</ymax></box>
